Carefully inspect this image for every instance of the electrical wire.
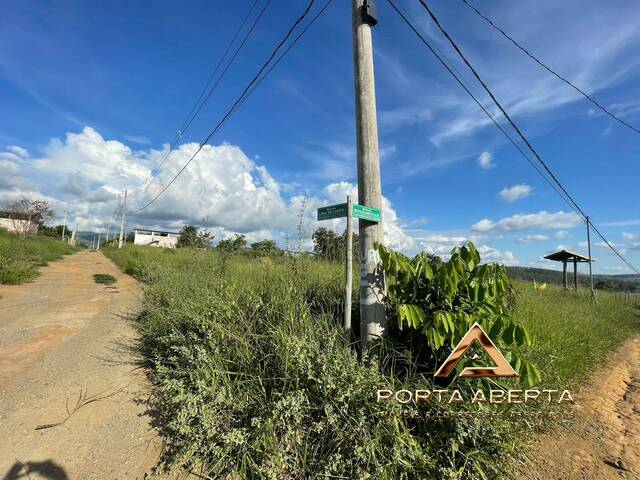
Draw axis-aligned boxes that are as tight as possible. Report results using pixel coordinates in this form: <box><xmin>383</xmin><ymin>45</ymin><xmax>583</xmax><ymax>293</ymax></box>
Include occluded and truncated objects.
<box><xmin>134</xmin><ymin>0</ymin><xmax>329</xmax><ymax>213</ymax></box>
<box><xmin>460</xmin><ymin>0</ymin><xmax>640</xmax><ymax>136</ymax></box>
<box><xmin>384</xmin><ymin>0</ymin><xmax>576</xmax><ymax>213</ymax></box>
<box><xmin>387</xmin><ymin>0</ymin><xmax>639</xmax><ymax>274</ymax></box>
<box><xmin>135</xmin><ymin>0</ymin><xmax>266</xmax><ymax>193</ymax></box>
<box><xmin>415</xmin><ymin>0</ymin><xmax>639</xmax><ymax>274</ymax></box>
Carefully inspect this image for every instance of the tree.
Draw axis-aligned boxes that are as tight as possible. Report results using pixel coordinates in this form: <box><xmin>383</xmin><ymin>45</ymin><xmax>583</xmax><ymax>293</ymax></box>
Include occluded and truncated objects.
<box><xmin>250</xmin><ymin>239</ymin><xmax>281</xmax><ymax>256</ymax></box>
<box><xmin>39</xmin><ymin>224</ymin><xmax>71</xmax><ymax>239</ymax></box>
<box><xmin>312</xmin><ymin>227</ymin><xmax>359</xmax><ymax>262</ymax></box>
<box><xmin>1</xmin><ymin>198</ymin><xmax>54</xmax><ymax>240</ymax></box>
<box><xmin>216</xmin><ymin>234</ymin><xmax>247</xmax><ymax>254</ymax></box>
<box><xmin>176</xmin><ymin>225</ymin><xmax>211</xmax><ymax>249</ymax></box>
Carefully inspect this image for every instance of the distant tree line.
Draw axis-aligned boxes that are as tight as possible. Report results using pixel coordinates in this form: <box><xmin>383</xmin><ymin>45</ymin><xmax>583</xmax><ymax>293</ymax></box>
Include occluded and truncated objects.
<box><xmin>506</xmin><ymin>266</ymin><xmax>640</xmax><ymax>292</ymax></box>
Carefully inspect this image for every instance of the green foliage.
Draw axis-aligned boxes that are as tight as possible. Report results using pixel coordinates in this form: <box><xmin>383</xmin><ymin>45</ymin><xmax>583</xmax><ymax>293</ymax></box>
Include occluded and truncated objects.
<box><xmin>176</xmin><ymin>225</ymin><xmax>211</xmax><ymax>249</ymax></box>
<box><xmin>250</xmin><ymin>239</ymin><xmax>281</xmax><ymax>256</ymax></box>
<box><xmin>93</xmin><ymin>273</ymin><xmax>117</xmax><ymax>285</ymax></box>
<box><xmin>216</xmin><ymin>233</ymin><xmax>247</xmax><ymax>253</ymax></box>
<box><xmin>105</xmin><ymin>246</ymin><xmax>521</xmax><ymax>479</ymax></box>
<box><xmin>512</xmin><ymin>281</ymin><xmax>640</xmax><ymax>389</ymax></box>
<box><xmin>103</xmin><ymin>245</ymin><xmax>640</xmax><ymax>479</ymax></box>
<box><xmin>379</xmin><ymin>242</ymin><xmax>540</xmax><ymax>387</ymax></box>
<box><xmin>312</xmin><ymin>227</ymin><xmax>359</xmax><ymax>262</ymax></box>
<box><xmin>38</xmin><ymin>224</ymin><xmax>71</xmax><ymax>240</ymax></box>
<box><xmin>0</xmin><ymin>228</ymin><xmax>78</xmax><ymax>284</ymax></box>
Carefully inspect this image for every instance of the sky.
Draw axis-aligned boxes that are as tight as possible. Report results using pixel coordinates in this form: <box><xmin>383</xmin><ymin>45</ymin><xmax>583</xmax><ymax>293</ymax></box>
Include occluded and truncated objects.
<box><xmin>1</xmin><ymin>0</ymin><xmax>639</xmax><ymax>274</ymax></box>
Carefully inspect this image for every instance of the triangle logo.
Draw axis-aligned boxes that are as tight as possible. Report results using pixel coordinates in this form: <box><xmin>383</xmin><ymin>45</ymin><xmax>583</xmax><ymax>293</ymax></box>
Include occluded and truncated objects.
<box><xmin>434</xmin><ymin>322</ymin><xmax>518</xmax><ymax>379</ymax></box>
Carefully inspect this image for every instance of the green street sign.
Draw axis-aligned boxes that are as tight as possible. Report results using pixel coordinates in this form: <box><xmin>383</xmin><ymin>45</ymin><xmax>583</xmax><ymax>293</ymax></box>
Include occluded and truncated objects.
<box><xmin>317</xmin><ymin>203</ymin><xmax>348</xmax><ymax>221</ymax></box>
<box><xmin>317</xmin><ymin>203</ymin><xmax>382</xmax><ymax>223</ymax></box>
<box><xmin>352</xmin><ymin>204</ymin><xmax>382</xmax><ymax>222</ymax></box>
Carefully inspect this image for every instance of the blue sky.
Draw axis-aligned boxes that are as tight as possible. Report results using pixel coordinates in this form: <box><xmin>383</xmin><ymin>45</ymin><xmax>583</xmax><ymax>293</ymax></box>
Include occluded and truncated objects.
<box><xmin>1</xmin><ymin>0</ymin><xmax>639</xmax><ymax>273</ymax></box>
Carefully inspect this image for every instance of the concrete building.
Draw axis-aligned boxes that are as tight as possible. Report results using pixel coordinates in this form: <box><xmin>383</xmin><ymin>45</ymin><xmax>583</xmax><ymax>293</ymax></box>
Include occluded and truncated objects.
<box><xmin>0</xmin><ymin>211</ymin><xmax>39</xmax><ymax>235</ymax></box>
<box><xmin>133</xmin><ymin>228</ymin><xmax>179</xmax><ymax>248</ymax></box>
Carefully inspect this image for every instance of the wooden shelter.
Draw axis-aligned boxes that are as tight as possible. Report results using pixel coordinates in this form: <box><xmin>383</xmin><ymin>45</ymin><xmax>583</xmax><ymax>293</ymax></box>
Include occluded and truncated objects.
<box><xmin>543</xmin><ymin>249</ymin><xmax>592</xmax><ymax>290</ymax></box>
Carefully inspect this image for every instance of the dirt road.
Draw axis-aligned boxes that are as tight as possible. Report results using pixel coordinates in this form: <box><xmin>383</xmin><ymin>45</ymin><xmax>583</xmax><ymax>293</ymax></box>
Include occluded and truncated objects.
<box><xmin>525</xmin><ymin>336</ymin><xmax>640</xmax><ymax>479</ymax></box>
<box><xmin>0</xmin><ymin>251</ymin><xmax>161</xmax><ymax>479</ymax></box>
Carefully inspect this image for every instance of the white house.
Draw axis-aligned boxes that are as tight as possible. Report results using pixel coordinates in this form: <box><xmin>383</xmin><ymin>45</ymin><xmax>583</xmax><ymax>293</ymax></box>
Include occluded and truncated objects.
<box><xmin>133</xmin><ymin>228</ymin><xmax>179</xmax><ymax>248</ymax></box>
<box><xmin>0</xmin><ymin>211</ymin><xmax>39</xmax><ymax>235</ymax></box>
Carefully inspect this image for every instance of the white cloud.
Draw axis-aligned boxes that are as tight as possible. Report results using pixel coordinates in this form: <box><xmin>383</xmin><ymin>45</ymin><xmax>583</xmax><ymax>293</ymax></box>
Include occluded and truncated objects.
<box><xmin>630</xmin><ymin>242</ymin><xmax>640</xmax><ymax>250</ymax></box>
<box><xmin>517</xmin><ymin>234</ymin><xmax>549</xmax><ymax>243</ymax></box>
<box><xmin>0</xmin><ymin>128</ymin><xmax>415</xmax><ymax>250</ymax></box>
<box><xmin>602</xmin><ymin>219</ymin><xmax>640</xmax><ymax>227</ymax></box>
<box><xmin>621</xmin><ymin>232</ymin><xmax>637</xmax><ymax>240</ymax></box>
<box><xmin>555</xmin><ymin>230</ymin><xmax>569</xmax><ymax>239</ymax></box>
<box><xmin>477</xmin><ymin>151</ymin><xmax>495</xmax><ymax>170</ymax></box>
<box><xmin>499</xmin><ymin>184</ymin><xmax>532</xmax><ymax>202</ymax></box>
<box><xmin>7</xmin><ymin>145</ymin><xmax>29</xmax><ymax>158</ymax></box>
<box><xmin>472</xmin><ymin>211</ymin><xmax>582</xmax><ymax>232</ymax></box>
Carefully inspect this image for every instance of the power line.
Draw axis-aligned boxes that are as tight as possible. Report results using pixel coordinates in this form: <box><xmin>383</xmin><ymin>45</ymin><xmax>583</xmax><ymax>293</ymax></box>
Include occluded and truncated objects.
<box><xmin>384</xmin><ymin>0</ymin><xmax>577</xmax><ymax>214</ymax></box>
<box><xmin>460</xmin><ymin>0</ymin><xmax>640</xmax><ymax>136</ymax></box>
<box><xmin>134</xmin><ymin>0</ymin><xmax>330</xmax><ymax>213</ymax></box>
<box><xmin>136</xmin><ymin>0</ymin><xmax>267</xmax><ymax>193</ymax></box>
<box><xmin>413</xmin><ymin>0</ymin><xmax>639</xmax><ymax>275</ymax></box>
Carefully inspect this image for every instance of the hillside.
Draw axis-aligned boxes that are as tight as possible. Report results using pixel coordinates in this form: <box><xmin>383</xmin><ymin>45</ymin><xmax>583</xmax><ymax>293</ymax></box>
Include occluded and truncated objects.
<box><xmin>507</xmin><ymin>266</ymin><xmax>640</xmax><ymax>291</ymax></box>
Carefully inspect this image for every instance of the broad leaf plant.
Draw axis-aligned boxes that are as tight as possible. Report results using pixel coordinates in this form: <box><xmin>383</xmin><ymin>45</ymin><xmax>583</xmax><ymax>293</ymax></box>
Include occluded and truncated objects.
<box><xmin>377</xmin><ymin>242</ymin><xmax>541</xmax><ymax>387</ymax></box>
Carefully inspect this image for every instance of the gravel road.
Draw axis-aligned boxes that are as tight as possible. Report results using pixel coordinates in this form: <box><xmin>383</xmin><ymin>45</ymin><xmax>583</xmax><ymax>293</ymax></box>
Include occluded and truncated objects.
<box><xmin>0</xmin><ymin>250</ymin><xmax>162</xmax><ymax>479</ymax></box>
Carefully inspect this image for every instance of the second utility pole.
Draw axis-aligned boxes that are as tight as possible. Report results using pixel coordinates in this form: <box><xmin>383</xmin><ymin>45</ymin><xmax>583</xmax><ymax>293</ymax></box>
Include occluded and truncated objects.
<box><xmin>352</xmin><ymin>0</ymin><xmax>385</xmax><ymax>343</ymax></box>
<box><xmin>118</xmin><ymin>189</ymin><xmax>127</xmax><ymax>249</ymax></box>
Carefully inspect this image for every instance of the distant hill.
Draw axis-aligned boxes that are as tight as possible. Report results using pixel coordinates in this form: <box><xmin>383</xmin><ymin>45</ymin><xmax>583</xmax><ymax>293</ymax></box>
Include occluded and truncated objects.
<box><xmin>506</xmin><ymin>266</ymin><xmax>640</xmax><ymax>292</ymax></box>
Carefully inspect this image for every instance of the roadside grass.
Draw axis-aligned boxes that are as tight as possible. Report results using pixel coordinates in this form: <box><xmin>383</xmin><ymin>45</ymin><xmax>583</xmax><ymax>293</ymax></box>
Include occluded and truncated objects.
<box><xmin>104</xmin><ymin>245</ymin><xmax>640</xmax><ymax>479</ymax></box>
<box><xmin>93</xmin><ymin>273</ymin><xmax>117</xmax><ymax>285</ymax></box>
<box><xmin>0</xmin><ymin>229</ymin><xmax>78</xmax><ymax>284</ymax></box>
<box><xmin>514</xmin><ymin>282</ymin><xmax>639</xmax><ymax>389</ymax></box>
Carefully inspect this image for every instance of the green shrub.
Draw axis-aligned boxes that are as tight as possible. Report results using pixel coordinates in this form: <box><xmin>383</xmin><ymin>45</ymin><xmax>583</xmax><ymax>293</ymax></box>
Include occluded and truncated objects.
<box><xmin>105</xmin><ymin>246</ymin><xmax>524</xmax><ymax>479</ymax></box>
<box><xmin>0</xmin><ymin>229</ymin><xmax>78</xmax><ymax>284</ymax></box>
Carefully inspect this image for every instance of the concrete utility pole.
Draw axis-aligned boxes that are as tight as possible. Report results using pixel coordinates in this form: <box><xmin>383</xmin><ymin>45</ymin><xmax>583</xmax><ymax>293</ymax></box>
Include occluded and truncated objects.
<box><xmin>118</xmin><ymin>189</ymin><xmax>127</xmax><ymax>249</ymax></box>
<box><xmin>61</xmin><ymin>210</ymin><xmax>67</xmax><ymax>241</ymax></box>
<box><xmin>105</xmin><ymin>221</ymin><xmax>110</xmax><ymax>245</ymax></box>
<box><xmin>97</xmin><ymin>232</ymin><xmax>101</xmax><ymax>251</ymax></box>
<box><xmin>586</xmin><ymin>216</ymin><xmax>597</xmax><ymax>302</ymax></box>
<box><xmin>344</xmin><ymin>195</ymin><xmax>353</xmax><ymax>341</ymax></box>
<box><xmin>352</xmin><ymin>0</ymin><xmax>385</xmax><ymax>343</ymax></box>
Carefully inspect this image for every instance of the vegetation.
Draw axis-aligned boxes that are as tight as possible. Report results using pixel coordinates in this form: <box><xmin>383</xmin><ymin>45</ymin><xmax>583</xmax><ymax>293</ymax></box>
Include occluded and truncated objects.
<box><xmin>507</xmin><ymin>265</ymin><xmax>640</xmax><ymax>292</ymax></box>
<box><xmin>216</xmin><ymin>233</ymin><xmax>247</xmax><ymax>253</ymax></box>
<box><xmin>379</xmin><ymin>242</ymin><xmax>540</xmax><ymax>387</ymax></box>
<box><xmin>1</xmin><ymin>198</ymin><xmax>54</xmax><ymax>239</ymax></box>
<box><xmin>312</xmin><ymin>226</ymin><xmax>359</xmax><ymax>262</ymax></box>
<box><xmin>93</xmin><ymin>273</ymin><xmax>117</xmax><ymax>285</ymax></box>
<box><xmin>0</xmin><ymin>228</ymin><xmax>78</xmax><ymax>284</ymax></box>
<box><xmin>177</xmin><ymin>224</ymin><xmax>213</xmax><ymax>249</ymax></box>
<box><xmin>249</xmin><ymin>239</ymin><xmax>281</xmax><ymax>256</ymax></box>
<box><xmin>103</xmin><ymin>243</ymin><xmax>639</xmax><ymax>479</ymax></box>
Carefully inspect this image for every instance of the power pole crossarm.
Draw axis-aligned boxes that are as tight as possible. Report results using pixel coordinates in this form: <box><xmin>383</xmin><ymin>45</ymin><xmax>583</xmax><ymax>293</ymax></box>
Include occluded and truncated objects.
<box><xmin>352</xmin><ymin>0</ymin><xmax>385</xmax><ymax>343</ymax></box>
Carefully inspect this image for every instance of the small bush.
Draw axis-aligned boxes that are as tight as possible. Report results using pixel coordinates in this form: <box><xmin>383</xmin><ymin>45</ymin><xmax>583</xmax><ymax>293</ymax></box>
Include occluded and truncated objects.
<box><xmin>93</xmin><ymin>273</ymin><xmax>117</xmax><ymax>285</ymax></box>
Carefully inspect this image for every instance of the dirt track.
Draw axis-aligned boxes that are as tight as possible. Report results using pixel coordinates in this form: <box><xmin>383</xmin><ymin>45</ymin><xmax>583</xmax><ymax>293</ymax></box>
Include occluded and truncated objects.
<box><xmin>525</xmin><ymin>336</ymin><xmax>640</xmax><ymax>479</ymax></box>
<box><xmin>0</xmin><ymin>251</ymin><xmax>161</xmax><ymax>479</ymax></box>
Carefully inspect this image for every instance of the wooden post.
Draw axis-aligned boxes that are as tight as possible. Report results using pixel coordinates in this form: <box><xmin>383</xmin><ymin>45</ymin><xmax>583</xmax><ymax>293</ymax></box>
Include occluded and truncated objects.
<box><xmin>344</xmin><ymin>195</ymin><xmax>353</xmax><ymax>341</ymax></box>
<box><xmin>573</xmin><ymin>258</ymin><xmax>578</xmax><ymax>290</ymax></box>
<box><xmin>562</xmin><ymin>259</ymin><xmax>568</xmax><ymax>290</ymax></box>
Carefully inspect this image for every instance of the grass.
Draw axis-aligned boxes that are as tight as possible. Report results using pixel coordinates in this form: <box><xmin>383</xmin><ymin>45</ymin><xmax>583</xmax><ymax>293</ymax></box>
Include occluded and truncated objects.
<box><xmin>513</xmin><ymin>282</ymin><xmax>639</xmax><ymax>389</ymax></box>
<box><xmin>104</xmin><ymin>245</ymin><xmax>640</xmax><ymax>479</ymax></box>
<box><xmin>93</xmin><ymin>273</ymin><xmax>117</xmax><ymax>285</ymax></box>
<box><xmin>0</xmin><ymin>229</ymin><xmax>79</xmax><ymax>284</ymax></box>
